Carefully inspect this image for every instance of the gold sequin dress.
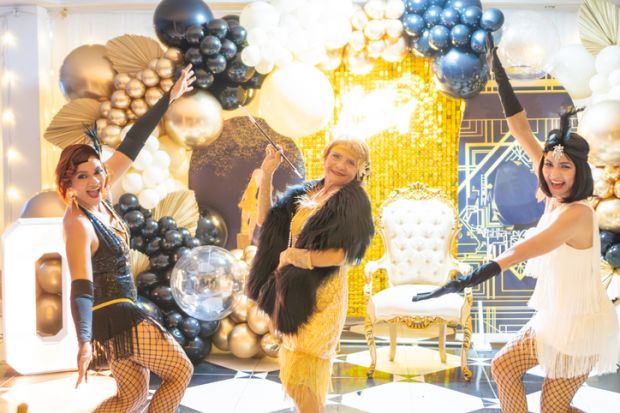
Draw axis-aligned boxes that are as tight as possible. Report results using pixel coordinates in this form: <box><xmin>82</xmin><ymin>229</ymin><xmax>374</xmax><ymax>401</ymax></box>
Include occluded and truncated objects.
<box><xmin>279</xmin><ymin>204</ymin><xmax>349</xmax><ymax>407</ymax></box>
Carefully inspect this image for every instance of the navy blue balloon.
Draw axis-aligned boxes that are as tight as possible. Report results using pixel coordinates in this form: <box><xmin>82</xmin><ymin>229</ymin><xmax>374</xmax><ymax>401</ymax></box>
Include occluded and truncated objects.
<box><xmin>432</xmin><ymin>47</ymin><xmax>489</xmax><ymax>99</ymax></box>
<box><xmin>423</xmin><ymin>6</ymin><xmax>443</xmax><ymax>28</ymax></box>
<box><xmin>136</xmin><ymin>295</ymin><xmax>164</xmax><ymax>324</ymax></box>
<box><xmin>403</xmin><ymin>13</ymin><xmax>426</xmax><ymax>38</ymax></box>
<box><xmin>413</xmin><ymin>30</ymin><xmax>433</xmax><ymax>57</ymax></box>
<box><xmin>492</xmin><ymin>160</ymin><xmax>544</xmax><ymax>227</ymax></box>
<box><xmin>605</xmin><ymin>243</ymin><xmax>620</xmax><ymax>268</ymax></box>
<box><xmin>180</xmin><ymin>317</ymin><xmax>201</xmax><ymax>339</ymax></box>
<box><xmin>461</xmin><ymin>6</ymin><xmax>482</xmax><ymax>27</ymax></box>
<box><xmin>429</xmin><ymin>25</ymin><xmax>450</xmax><ymax>51</ymax></box>
<box><xmin>429</xmin><ymin>0</ymin><xmax>446</xmax><ymax>6</ymax></box>
<box><xmin>199</xmin><ymin>320</ymin><xmax>220</xmax><ymax>338</ymax></box>
<box><xmin>169</xmin><ymin>327</ymin><xmax>187</xmax><ymax>346</ymax></box>
<box><xmin>480</xmin><ymin>8</ymin><xmax>504</xmax><ymax>32</ymax></box>
<box><xmin>440</xmin><ymin>8</ymin><xmax>460</xmax><ymax>28</ymax></box>
<box><xmin>446</xmin><ymin>0</ymin><xmax>482</xmax><ymax>12</ymax></box>
<box><xmin>200</xmin><ymin>35</ymin><xmax>221</xmax><ymax>56</ymax></box>
<box><xmin>406</xmin><ymin>0</ymin><xmax>429</xmax><ymax>14</ymax></box>
<box><xmin>165</xmin><ymin>311</ymin><xmax>185</xmax><ymax>329</ymax></box>
<box><xmin>470</xmin><ymin>29</ymin><xmax>489</xmax><ymax>54</ymax></box>
<box><xmin>450</xmin><ymin>24</ymin><xmax>471</xmax><ymax>48</ymax></box>
<box><xmin>153</xmin><ymin>0</ymin><xmax>214</xmax><ymax>48</ymax></box>
<box><xmin>183</xmin><ymin>336</ymin><xmax>211</xmax><ymax>363</ymax></box>
<box><xmin>601</xmin><ymin>231</ymin><xmax>620</xmax><ymax>256</ymax></box>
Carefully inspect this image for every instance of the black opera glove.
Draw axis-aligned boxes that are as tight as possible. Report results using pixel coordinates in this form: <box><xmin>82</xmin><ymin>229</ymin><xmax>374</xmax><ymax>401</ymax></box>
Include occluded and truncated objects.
<box><xmin>412</xmin><ymin>261</ymin><xmax>502</xmax><ymax>302</ymax></box>
<box><xmin>70</xmin><ymin>279</ymin><xmax>94</xmax><ymax>344</ymax></box>
<box><xmin>486</xmin><ymin>34</ymin><xmax>523</xmax><ymax>118</ymax></box>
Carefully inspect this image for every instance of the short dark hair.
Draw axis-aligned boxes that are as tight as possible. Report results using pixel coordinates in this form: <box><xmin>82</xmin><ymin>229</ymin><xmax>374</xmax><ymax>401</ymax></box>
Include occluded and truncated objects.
<box><xmin>537</xmin><ymin>132</ymin><xmax>593</xmax><ymax>203</ymax></box>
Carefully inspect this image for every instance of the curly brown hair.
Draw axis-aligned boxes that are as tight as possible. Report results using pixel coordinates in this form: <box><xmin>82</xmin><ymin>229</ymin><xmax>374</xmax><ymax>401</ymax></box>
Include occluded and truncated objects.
<box><xmin>55</xmin><ymin>144</ymin><xmax>103</xmax><ymax>201</ymax></box>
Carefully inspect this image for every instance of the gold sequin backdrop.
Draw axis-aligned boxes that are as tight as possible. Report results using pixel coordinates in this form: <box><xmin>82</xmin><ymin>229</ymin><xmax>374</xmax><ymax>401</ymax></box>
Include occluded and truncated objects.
<box><xmin>295</xmin><ymin>54</ymin><xmax>465</xmax><ymax>317</ymax></box>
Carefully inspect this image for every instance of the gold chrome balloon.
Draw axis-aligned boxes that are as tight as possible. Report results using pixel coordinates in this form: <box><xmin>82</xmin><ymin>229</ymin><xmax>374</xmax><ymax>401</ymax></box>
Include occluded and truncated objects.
<box><xmin>114</xmin><ymin>73</ymin><xmax>131</xmax><ymax>90</ymax></box>
<box><xmin>111</xmin><ymin>90</ymin><xmax>131</xmax><ymax>109</ymax></box>
<box><xmin>228</xmin><ymin>323</ymin><xmax>260</xmax><ymax>358</ymax></box>
<box><xmin>230</xmin><ymin>294</ymin><xmax>255</xmax><ymax>323</ymax></box>
<box><xmin>148</xmin><ymin>58</ymin><xmax>159</xmax><ymax>70</ymax></box>
<box><xmin>126</xmin><ymin>78</ymin><xmax>146</xmax><ymax>99</ymax></box>
<box><xmin>108</xmin><ymin>108</ymin><xmax>128</xmax><ymax>127</ymax></box>
<box><xmin>212</xmin><ymin>317</ymin><xmax>236</xmax><ymax>351</ymax></box>
<box><xmin>156</xmin><ymin>58</ymin><xmax>174</xmax><ymax>79</ymax></box>
<box><xmin>578</xmin><ymin>100</ymin><xmax>620</xmax><ymax>165</ymax></box>
<box><xmin>130</xmin><ymin>99</ymin><xmax>148</xmax><ymax>117</ymax></box>
<box><xmin>126</xmin><ymin>109</ymin><xmax>137</xmax><ymax>121</ymax></box>
<box><xmin>164</xmin><ymin>91</ymin><xmax>223</xmax><ymax>149</ymax></box>
<box><xmin>96</xmin><ymin>118</ymin><xmax>108</xmax><ymax>137</ymax></box>
<box><xmin>596</xmin><ymin>198</ymin><xmax>620</xmax><ymax>232</ymax></box>
<box><xmin>102</xmin><ymin>124</ymin><xmax>122</xmax><ymax>147</ymax></box>
<box><xmin>59</xmin><ymin>44</ymin><xmax>115</xmax><ymax>100</ymax></box>
<box><xmin>20</xmin><ymin>190</ymin><xmax>67</xmax><ymax>218</ymax></box>
<box><xmin>605</xmin><ymin>165</ymin><xmax>620</xmax><ymax>182</ymax></box>
<box><xmin>164</xmin><ymin>47</ymin><xmax>183</xmax><ymax>63</ymax></box>
<box><xmin>145</xmin><ymin>87</ymin><xmax>164</xmax><ymax>107</ymax></box>
<box><xmin>594</xmin><ymin>178</ymin><xmax>614</xmax><ymax>199</ymax></box>
<box><xmin>260</xmin><ymin>333</ymin><xmax>281</xmax><ymax>358</ymax></box>
<box><xmin>99</xmin><ymin>101</ymin><xmax>112</xmax><ymax>118</ymax></box>
<box><xmin>247</xmin><ymin>305</ymin><xmax>270</xmax><ymax>335</ymax></box>
<box><xmin>36</xmin><ymin>294</ymin><xmax>63</xmax><ymax>335</ymax></box>
<box><xmin>244</xmin><ymin>245</ymin><xmax>258</xmax><ymax>264</ymax></box>
<box><xmin>160</xmin><ymin>77</ymin><xmax>174</xmax><ymax>93</ymax></box>
<box><xmin>36</xmin><ymin>258</ymin><xmax>62</xmax><ymax>295</ymax></box>
<box><xmin>141</xmin><ymin>68</ymin><xmax>160</xmax><ymax>88</ymax></box>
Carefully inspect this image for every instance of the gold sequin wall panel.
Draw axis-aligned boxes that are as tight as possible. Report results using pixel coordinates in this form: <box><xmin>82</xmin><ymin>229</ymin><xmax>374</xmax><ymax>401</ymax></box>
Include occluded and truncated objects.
<box><xmin>295</xmin><ymin>55</ymin><xmax>465</xmax><ymax>317</ymax></box>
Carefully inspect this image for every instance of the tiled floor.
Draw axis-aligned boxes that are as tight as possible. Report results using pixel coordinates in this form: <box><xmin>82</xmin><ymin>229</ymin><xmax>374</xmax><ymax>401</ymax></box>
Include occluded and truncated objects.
<box><xmin>1</xmin><ymin>329</ymin><xmax>619</xmax><ymax>413</ymax></box>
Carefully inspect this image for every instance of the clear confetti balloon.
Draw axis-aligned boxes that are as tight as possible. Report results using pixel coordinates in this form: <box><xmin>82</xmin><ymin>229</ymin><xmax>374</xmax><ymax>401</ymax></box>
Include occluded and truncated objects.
<box><xmin>170</xmin><ymin>246</ymin><xmax>243</xmax><ymax>321</ymax></box>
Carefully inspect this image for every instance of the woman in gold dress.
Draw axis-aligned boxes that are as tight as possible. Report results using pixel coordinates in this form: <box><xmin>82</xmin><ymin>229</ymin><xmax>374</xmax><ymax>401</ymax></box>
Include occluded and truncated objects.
<box><xmin>247</xmin><ymin>139</ymin><xmax>374</xmax><ymax>413</ymax></box>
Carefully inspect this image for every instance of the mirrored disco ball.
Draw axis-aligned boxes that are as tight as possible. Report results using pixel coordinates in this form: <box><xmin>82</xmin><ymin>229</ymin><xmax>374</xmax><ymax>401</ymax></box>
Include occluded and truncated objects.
<box><xmin>170</xmin><ymin>246</ymin><xmax>243</xmax><ymax>321</ymax></box>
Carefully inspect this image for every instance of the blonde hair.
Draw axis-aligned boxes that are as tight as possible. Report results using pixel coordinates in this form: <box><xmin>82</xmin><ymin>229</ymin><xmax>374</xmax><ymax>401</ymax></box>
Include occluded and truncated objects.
<box><xmin>323</xmin><ymin>138</ymin><xmax>371</xmax><ymax>183</ymax></box>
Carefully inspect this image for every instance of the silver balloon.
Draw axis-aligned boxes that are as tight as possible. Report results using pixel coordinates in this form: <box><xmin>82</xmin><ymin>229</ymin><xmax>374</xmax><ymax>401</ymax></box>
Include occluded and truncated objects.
<box><xmin>59</xmin><ymin>44</ymin><xmax>115</xmax><ymax>100</ymax></box>
<box><xmin>578</xmin><ymin>100</ymin><xmax>620</xmax><ymax>165</ymax></box>
<box><xmin>170</xmin><ymin>246</ymin><xmax>246</xmax><ymax>321</ymax></box>
<box><xmin>229</xmin><ymin>323</ymin><xmax>260</xmax><ymax>358</ymax></box>
<box><xmin>212</xmin><ymin>317</ymin><xmax>236</xmax><ymax>351</ymax></box>
<box><xmin>247</xmin><ymin>305</ymin><xmax>271</xmax><ymax>335</ymax></box>
<box><xmin>260</xmin><ymin>333</ymin><xmax>281</xmax><ymax>358</ymax></box>
<box><xmin>20</xmin><ymin>190</ymin><xmax>67</xmax><ymax>218</ymax></box>
<box><xmin>230</xmin><ymin>294</ymin><xmax>255</xmax><ymax>323</ymax></box>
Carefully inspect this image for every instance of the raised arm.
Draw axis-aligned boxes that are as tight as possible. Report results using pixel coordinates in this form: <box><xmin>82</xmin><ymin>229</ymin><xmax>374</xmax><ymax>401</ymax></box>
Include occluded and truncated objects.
<box><xmin>256</xmin><ymin>145</ymin><xmax>283</xmax><ymax>226</ymax></box>
<box><xmin>488</xmin><ymin>37</ymin><xmax>543</xmax><ymax>170</ymax></box>
<box><xmin>105</xmin><ymin>64</ymin><xmax>195</xmax><ymax>186</ymax></box>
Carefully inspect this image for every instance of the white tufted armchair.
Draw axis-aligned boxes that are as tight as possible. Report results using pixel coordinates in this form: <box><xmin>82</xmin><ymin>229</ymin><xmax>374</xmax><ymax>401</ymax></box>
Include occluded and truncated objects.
<box><xmin>364</xmin><ymin>182</ymin><xmax>473</xmax><ymax>380</ymax></box>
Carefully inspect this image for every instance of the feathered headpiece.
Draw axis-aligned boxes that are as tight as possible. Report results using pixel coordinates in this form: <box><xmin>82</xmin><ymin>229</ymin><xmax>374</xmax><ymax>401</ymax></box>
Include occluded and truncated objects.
<box><xmin>544</xmin><ymin>107</ymin><xmax>587</xmax><ymax>161</ymax></box>
<box><xmin>83</xmin><ymin>123</ymin><xmax>103</xmax><ymax>156</ymax></box>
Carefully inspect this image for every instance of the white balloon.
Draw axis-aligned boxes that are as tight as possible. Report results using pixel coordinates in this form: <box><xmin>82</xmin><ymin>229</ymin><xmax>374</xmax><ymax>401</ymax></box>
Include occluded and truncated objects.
<box><xmin>259</xmin><ymin>62</ymin><xmax>334</xmax><ymax>138</ymax></box>
<box><xmin>320</xmin><ymin>49</ymin><xmax>343</xmax><ymax>71</ymax></box>
<box><xmin>384</xmin><ymin>19</ymin><xmax>404</xmax><ymax>39</ymax></box>
<box><xmin>609</xmin><ymin>86</ymin><xmax>620</xmax><ymax>101</ymax></box>
<box><xmin>240</xmin><ymin>1</ymin><xmax>279</xmax><ymax>30</ymax></box>
<box><xmin>133</xmin><ymin>149</ymin><xmax>153</xmax><ymax>171</ymax></box>
<box><xmin>121</xmin><ymin>172</ymin><xmax>143</xmax><ymax>194</ymax></box>
<box><xmin>247</xmin><ymin>28</ymin><xmax>269</xmax><ymax>47</ymax></box>
<box><xmin>367</xmin><ymin>39</ymin><xmax>386</xmax><ymax>59</ymax></box>
<box><xmin>349</xmin><ymin>30</ymin><xmax>366</xmax><ymax>52</ymax></box>
<box><xmin>385</xmin><ymin>0</ymin><xmax>406</xmax><ymax>19</ymax></box>
<box><xmin>153</xmin><ymin>150</ymin><xmax>171</xmax><ymax>169</ymax></box>
<box><xmin>274</xmin><ymin>47</ymin><xmax>293</xmax><ymax>67</ymax></box>
<box><xmin>595</xmin><ymin>45</ymin><xmax>620</xmax><ymax>75</ymax></box>
<box><xmin>382</xmin><ymin>36</ymin><xmax>407</xmax><ymax>63</ymax></box>
<box><xmin>345</xmin><ymin>48</ymin><xmax>375</xmax><ymax>75</ymax></box>
<box><xmin>548</xmin><ymin>44</ymin><xmax>596</xmax><ymax>100</ymax></box>
<box><xmin>364</xmin><ymin>19</ymin><xmax>386</xmax><ymax>41</ymax></box>
<box><xmin>609</xmin><ymin>69</ymin><xmax>620</xmax><ymax>86</ymax></box>
<box><xmin>145</xmin><ymin>135</ymin><xmax>159</xmax><ymax>152</ymax></box>
<box><xmin>363</xmin><ymin>0</ymin><xmax>385</xmax><ymax>20</ymax></box>
<box><xmin>296</xmin><ymin>44</ymin><xmax>326</xmax><ymax>66</ymax></box>
<box><xmin>590</xmin><ymin>73</ymin><xmax>610</xmax><ymax>94</ymax></box>
<box><xmin>241</xmin><ymin>45</ymin><xmax>262</xmax><ymax>67</ymax></box>
<box><xmin>351</xmin><ymin>6</ymin><xmax>369</xmax><ymax>31</ymax></box>
<box><xmin>154</xmin><ymin>183</ymin><xmax>169</xmax><ymax>199</ymax></box>
<box><xmin>322</xmin><ymin>14</ymin><xmax>353</xmax><ymax>50</ymax></box>
<box><xmin>142</xmin><ymin>165</ymin><xmax>166</xmax><ymax>188</ymax></box>
<box><xmin>255</xmin><ymin>59</ymin><xmax>275</xmax><ymax>75</ymax></box>
<box><xmin>138</xmin><ymin>189</ymin><xmax>159</xmax><ymax>210</ymax></box>
<box><xmin>100</xmin><ymin>145</ymin><xmax>114</xmax><ymax>162</ymax></box>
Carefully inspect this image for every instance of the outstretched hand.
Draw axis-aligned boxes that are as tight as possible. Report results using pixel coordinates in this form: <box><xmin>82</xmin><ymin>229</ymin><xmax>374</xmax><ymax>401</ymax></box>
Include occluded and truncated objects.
<box><xmin>485</xmin><ymin>33</ymin><xmax>497</xmax><ymax>69</ymax></box>
<box><xmin>411</xmin><ymin>277</ymin><xmax>462</xmax><ymax>302</ymax></box>
<box><xmin>170</xmin><ymin>64</ymin><xmax>196</xmax><ymax>103</ymax></box>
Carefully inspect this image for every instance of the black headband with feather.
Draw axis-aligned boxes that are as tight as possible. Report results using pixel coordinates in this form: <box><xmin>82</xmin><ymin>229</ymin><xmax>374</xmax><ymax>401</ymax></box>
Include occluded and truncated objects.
<box><xmin>84</xmin><ymin>122</ymin><xmax>103</xmax><ymax>156</ymax></box>
<box><xmin>544</xmin><ymin>107</ymin><xmax>587</xmax><ymax>161</ymax></box>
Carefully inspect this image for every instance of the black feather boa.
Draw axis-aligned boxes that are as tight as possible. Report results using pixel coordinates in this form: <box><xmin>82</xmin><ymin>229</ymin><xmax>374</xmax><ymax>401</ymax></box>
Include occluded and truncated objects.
<box><xmin>246</xmin><ymin>179</ymin><xmax>374</xmax><ymax>335</ymax></box>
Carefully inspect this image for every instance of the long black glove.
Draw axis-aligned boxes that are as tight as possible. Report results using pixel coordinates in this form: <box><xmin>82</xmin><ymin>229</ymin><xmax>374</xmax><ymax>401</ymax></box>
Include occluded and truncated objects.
<box><xmin>70</xmin><ymin>279</ymin><xmax>94</xmax><ymax>343</ymax></box>
<box><xmin>487</xmin><ymin>35</ymin><xmax>523</xmax><ymax>118</ymax></box>
<box><xmin>412</xmin><ymin>261</ymin><xmax>502</xmax><ymax>302</ymax></box>
<box><xmin>116</xmin><ymin>91</ymin><xmax>171</xmax><ymax>161</ymax></box>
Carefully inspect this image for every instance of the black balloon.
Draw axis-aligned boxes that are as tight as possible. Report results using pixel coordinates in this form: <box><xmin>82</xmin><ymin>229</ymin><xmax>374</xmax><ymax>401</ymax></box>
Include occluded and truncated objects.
<box><xmin>196</xmin><ymin>208</ymin><xmax>228</xmax><ymax>247</ymax></box>
<box><xmin>222</xmin><ymin>14</ymin><xmax>240</xmax><ymax>27</ymax></box>
<box><xmin>199</xmin><ymin>319</ymin><xmax>219</xmax><ymax>338</ymax></box>
<box><xmin>184</xmin><ymin>47</ymin><xmax>203</xmax><ymax>67</ymax></box>
<box><xmin>130</xmin><ymin>234</ymin><xmax>146</xmax><ymax>251</ymax></box>
<box><xmin>185</xmin><ymin>25</ymin><xmax>205</xmax><ymax>46</ymax></box>
<box><xmin>162</xmin><ymin>230</ymin><xmax>183</xmax><ymax>252</ymax></box>
<box><xmin>206</xmin><ymin>18</ymin><xmax>229</xmax><ymax>39</ymax></box>
<box><xmin>159</xmin><ymin>269</ymin><xmax>173</xmax><ymax>284</ymax></box>
<box><xmin>226</xmin><ymin>58</ymin><xmax>255</xmax><ymax>83</ymax></box>
<box><xmin>180</xmin><ymin>317</ymin><xmax>201</xmax><ymax>339</ymax></box>
<box><xmin>158</xmin><ymin>216</ymin><xmax>177</xmax><ymax>235</ymax></box>
<box><xmin>218</xmin><ymin>85</ymin><xmax>247</xmax><ymax>110</ymax></box>
<box><xmin>206</xmin><ymin>54</ymin><xmax>227</xmax><ymax>74</ymax></box>
<box><xmin>142</xmin><ymin>218</ymin><xmax>159</xmax><ymax>239</ymax></box>
<box><xmin>243</xmin><ymin>72</ymin><xmax>266</xmax><ymax>89</ymax></box>
<box><xmin>195</xmin><ymin>68</ymin><xmax>215</xmax><ymax>89</ymax></box>
<box><xmin>146</xmin><ymin>236</ymin><xmax>162</xmax><ymax>256</ymax></box>
<box><xmin>601</xmin><ymin>231</ymin><xmax>619</xmax><ymax>255</ymax></box>
<box><xmin>140</xmin><ymin>206</ymin><xmax>152</xmax><ymax>219</ymax></box>
<box><xmin>200</xmin><ymin>35</ymin><xmax>221</xmax><ymax>56</ymax></box>
<box><xmin>169</xmin><ymin>327</ymin><xmax>187</xmax><ymax>346</ymax></box>
<box><xmin>165</xmin><ymin>311</ymin><xmax>185</xmax><ymax>329</ymax></box>
<box><xmin>150</xmin><ymin>252</ymin><xmax>171</xmax><ymax>272</ymax></box>
<box><xmin>172</xmin><ymin>246</ymin><xmax>191</xmax><ymax>263</ymax></box>
<box><xmin>136</xmin><ymin>295</ymin><xmax>164</xmax><ymax>324</ymax></box>
<box><xmin>150</xmin><ymin>285</ymin><xmax>176</xmax><ymax>310</ymax></box>
<box><xmin>178</xmin><ymin>227</ymin><xmax>191</xmax><ymax>242</ymax></box>
<box><xmin>605</xmin><ymin>243</ymin><xmax>620</xmax><ymax>268</ymax></box>
<box><xmin>185</xmin><ymin>237</ymin><xmax>201</xmax><ymax>249</ymax></box>
<box><xmin>124</xmin><ymin>209</ymin><xmax>146</xmax><ymax>234</ymax></box>
<box><xmin>118</xmin><ymin>193</ymin><xmax>140</xmax><ymax>214</ymax></box>
<box><xmin>227</xmin><ymin>25</ymin><xmax>247</xmax><ymax>46</ymax></box>
<box><xmin>219</xmin><ymin>39</ymin><xmax>237</xmax><ymax>61</ymax></box>
<box><xmin>136</xmin><ymin>271</ymin><xmax>159</xmax><ymax>295</ymax></box>
<box><xmin>153</xmin><ymin>0</ymin><xmax>214</xmax><ymax>48</ymax></box>
<box><xmin>183</xmin><ymin>336</ymin><xmax>211</xmax><ymax>363</ymax></box>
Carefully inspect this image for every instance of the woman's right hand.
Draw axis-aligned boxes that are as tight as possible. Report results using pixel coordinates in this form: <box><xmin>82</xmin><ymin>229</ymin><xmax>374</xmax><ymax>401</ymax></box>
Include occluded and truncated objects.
<box><xmin>260</xmin><ymin>145</ymin><xmax>283</xmax><ymax>175</ymax></box>
<box><xmin>75</xmin><ymin>341</ymin><xmax>92</xmax><ymax>388</ymax></box>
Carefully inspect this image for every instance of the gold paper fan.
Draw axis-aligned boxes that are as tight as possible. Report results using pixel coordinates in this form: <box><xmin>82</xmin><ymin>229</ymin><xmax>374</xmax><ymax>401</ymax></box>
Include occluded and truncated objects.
<box><xmin>44</xmin><ymin>98</ymin><xmax>101</xmax><ymax>148</ymax></box>
<box><xmin>152</xmin><ymin>190</ymin><xmax>200</xmax><ymax>235</ymax></box>
<box><xmin>578</xmin><ymin>0</ymin><xmax>620</xmax><ymax>55</ymax></box>
<box><xmin>129</xmin><ymin>249</ymin><xmax>151</xmax><ymax>281</ymax></box>
<box><xmin>105</xmin><ymin>35</ymin><xmax>164</xmax><ymax>74</ymax></box>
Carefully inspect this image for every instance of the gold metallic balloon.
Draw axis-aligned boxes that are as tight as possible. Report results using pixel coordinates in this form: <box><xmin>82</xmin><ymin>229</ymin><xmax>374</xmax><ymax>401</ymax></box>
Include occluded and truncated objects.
<box><xmin>145</xmin><ymin>87</ymin><xmax>164</xmax><ymax>107</ymax></box>
<box><xmin>578</xmin><ymin>100</ymin><xmax>620</xmax><ymax>165</ymax></box>
<box><xmin>247</xmin><ymin>305</ymin><xmax>271</xmax><ymax>335</ymax></box>
<box><xmin>36</xmin><ymin>293</ymin><xmax>63</xmax><ymax>336</ymax></box>
<box><xmin>605</xmin><ymin>165</ymin><xmax>620</xmax><ymax>182</ymax></box>
<box><xmin>130</xmin><ymin>99</ymin><xmax>148</xmax><ymax>117</ymax></box>
<box><xmin>102</xmin><ymin>124</ymin><xmax>122</xmax><ymax>147</ymax></box>
<box><xmin>164</xmin><ymin>91</ymin><xmax>223</xmax><ymax>149</ymax></box>
<box><xmin>59</xmin><ymin>44</ymin><xmax>115</xmax><ymax>100</ymax></box>
<box><xmin>228</xmin><ymin>323</ymin><xmax>260</xmax><ymax>358</ymax></box>
<box><xmin>36</xmin><ymin>258</ymin><xmax>62</xmax><ymax>294</ymax></box>
<box><xmin>212</xmin><ymin>317</ymin><xmax>236</xmax><ymax>351</ymax></box>
<box><xmin>114</xmin><ymin>73</ymin><xmax>131</xmax><ymax>90</ymax></box>
<box><xmin>230</xmin><ymin>249</ymin><xmax>244</xmax><ymax>260</ymax></box>
<box><xmin>614</xmin><ymin>182</ymin><xmax>620</xmax><ymax>199</ymax></box>
<box><xmin>126</xmin><ymin>109</ymin><xmax>137</xmax><ymax>121</ymax></box>
<box><xmin>164</xmin><ymin>47</ymin><xmax>183</xmax><ymax>63</ymax></box>
<box><xmin>148</xmin><ymin>58</ymin><xmax>159</xmax><ymax>70</ymax></box>
<box><xmin>108</xmin><ymin>108</ymin><xmax>128</xmax><ymax>127</ymax></box>
<box><xmin>230</xmin><ymin>294</ymin><xmax>255</xmax><ymax>323</ymax></box>
<box><xmin>156</xmin><ymin>58</ymin><xmax>174</xmax><ymax>79</ymax></box>
<box><xmin>596</xmin><ymin>198</ymin><xmax>620</xmax><ymax>232</ymax></box>
<box><xmin>20</xmin><ymin>190</ymin><xmax>67</xmax><ymax>218</ymax></box>
<box><xmin>160</xmin><ymin>78</ymin><xmax>174</xmax><ymax>93</ymax></box>
<box><xmin>111</xmin><ymin>90</ymin><xmax>131</xmax><ymax>109</ymax></box>
<box><xmin>260</xmin><ymin>333</ymin><xmax>281</xmax><ymax>358</ymax></box>
<box><xmin>590</xmin><ymin>197</ymin><xmax>601</xmax><ymax>209</ymax></box>
<box><xmin>141</xmin><ymin>68</ymin><xmax>160</xmax><ymax>88</ymax></box>
<box><xmin>244</xmin><ymin>245</ymin><xmax>258</xmax><ymax>264</ymax></box>
<box><xmin>126</xmin><ymin>78</ymin><xmax>146</xmax><ymax>99</ymax></box>
<box><xmin>594</xmin><ymin>178</ymin><xmax>614</xmax><ymax>199</ymax></box>
<box><xmin>99</xmin><ymin>101</ymin><xmax>112</xmax><ymax>118</ymax></box>
<box><xmin>96</xmin><ymin>118</ymin><xmax>108</xmax><ymax>136</ymax></box>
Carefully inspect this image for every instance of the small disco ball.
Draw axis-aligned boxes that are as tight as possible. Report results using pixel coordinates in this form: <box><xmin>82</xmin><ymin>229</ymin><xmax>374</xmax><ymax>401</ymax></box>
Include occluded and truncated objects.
<box><xmin>170</xmin><ymin>246</ymin><xmax>243</xmax><ymax>321</ymax></box>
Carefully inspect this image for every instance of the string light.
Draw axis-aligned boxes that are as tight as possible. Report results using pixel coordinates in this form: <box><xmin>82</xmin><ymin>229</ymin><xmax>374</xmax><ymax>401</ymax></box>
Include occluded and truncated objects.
<box><xmin>2</xmin><ymin>108</ymin><xmax>15</xmax><ymax>125</ymax></box>
<box><xmin>2</xmin><ymin>70</ymin><xmax>14</xmax><ymax>87</ymax></box>
<box><xmin>6</xmin><ymin>186</ymin><xmax>21</xmax><ymax>202</ymax></box>
<box><xmin>6</xmin><ymin>147</ymin><xmax>21</xmax><ymax>163</ymax></box>
<box><xmin>1</xmin><ymin>31</ymin><xmax>15</xmax><ymax>47</ymax></box>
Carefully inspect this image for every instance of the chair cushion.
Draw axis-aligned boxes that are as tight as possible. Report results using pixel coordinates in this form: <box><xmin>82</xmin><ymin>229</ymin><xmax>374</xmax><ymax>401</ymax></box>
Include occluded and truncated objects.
<box><xmin>369</xmin><ymin>284</ymin><xmax>465</xmax><ymax>322</ymax></box>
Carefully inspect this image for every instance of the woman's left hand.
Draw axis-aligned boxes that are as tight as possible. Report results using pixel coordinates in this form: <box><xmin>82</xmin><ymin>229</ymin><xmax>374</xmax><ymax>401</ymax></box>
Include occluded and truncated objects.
<box><xmin>170</xmin><ymin>64</ymin><xmax>196</xmax><ymax>102</ymax></box>
<box><xmin>278</xmin><ymin>248</ymin><xmax>313</xmax><ymax>270</ymax></box>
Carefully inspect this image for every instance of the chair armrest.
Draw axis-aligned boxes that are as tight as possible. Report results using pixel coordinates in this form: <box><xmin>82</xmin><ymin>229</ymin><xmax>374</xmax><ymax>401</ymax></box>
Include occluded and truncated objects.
<box><xmin>364</xmin><ymin>256</ymin><xmax>388</xmax><ymax>297</ymax></box>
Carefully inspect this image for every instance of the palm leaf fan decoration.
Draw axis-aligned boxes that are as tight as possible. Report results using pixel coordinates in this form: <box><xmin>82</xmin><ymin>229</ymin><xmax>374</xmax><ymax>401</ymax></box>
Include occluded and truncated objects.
<box><xmin>129</xmin><ymin>249</ymin><xmax>151</xmax><ymax>282</ymax></box>
<box><xmin>105</xmin><ymin>35</ymin><xmax>164</xmax><ymax>74</ymax></box>
<box><xmin>44</xmin><ymin>98</ymin><xmax>101</xmax><ymax>148</ymax></box>
<box><xmin>578</xmin><ymin>0</ymin><xmax>620</xmax><ymax>55</ymax></box>
<box><xmin>152</xmin><ymin>190</ymin><xmax>200</xmax><ymax>236</ymax></box>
